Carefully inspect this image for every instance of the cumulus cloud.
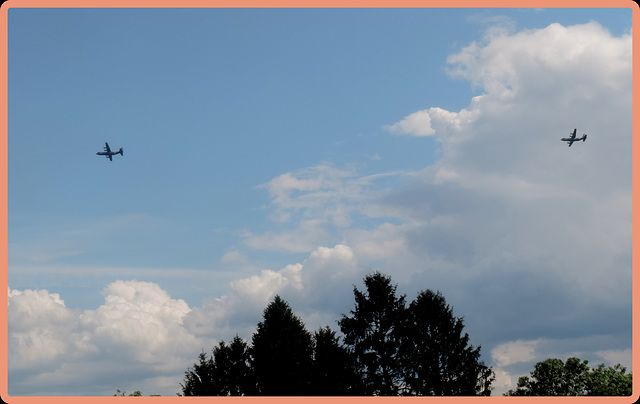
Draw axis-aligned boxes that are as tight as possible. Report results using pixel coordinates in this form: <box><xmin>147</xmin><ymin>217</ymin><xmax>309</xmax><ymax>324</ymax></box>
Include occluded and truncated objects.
<box><xmin>8</xmin><ymin>20</ymin><xmax>632</xmax><ymax>397</ymax></box>
<box><xmin>243</xmin><ymin>24</ymin><xmax>632</xmax><ymax>397</ymax></box>
<box><xmin>383</xmin><ymin>109</ymin><xmax>436</xmax><ymax>137</ymax></box>
<box><xmin>7</xmin><ymin>244</ymin><xmax>364</xmax><ymax>394</ymax></box>
<box><xmin>9</xmin><ymin>281</ymin><xmax>204</xmax><ymax>396</ymax></box>
<box><xmin>380</xmin><ymin>20</ymin><xmax>631</xmax><ymax>292</ymax></box>
<box><xmin>8</xmin><ymin>288</ymin><xmax>86</xmax><ymax>372</ymax></box>
<box><xmin>376</xmin><ymin>21</ymin><xmax>631</xmax><ymax>395</ymax></box>
<box><xmin>81</xmin><ymin>280</ymin><xmax>198</xmax><ymax>364</ymax></box>
<box><xmin>491</xmin><ymin>339</ymin><xmax>540</xmax><ymax>368</ymax></box>
<box><xmin>183</xmin><ymin>244</ymin><xmax>361</xmax><ymax>342</ymax></box>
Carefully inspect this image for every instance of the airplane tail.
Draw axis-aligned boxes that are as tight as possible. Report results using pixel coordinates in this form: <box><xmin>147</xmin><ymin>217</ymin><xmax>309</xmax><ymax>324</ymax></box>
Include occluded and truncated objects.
<box><xmin>119</xmin><ymin>147</ymin><xmax>124</xmax><ymax>156</ymax></box>
<box><xmin>583</xmin><ymin>134</ymin><xmax>587</xmax><ymax>142</ymax></box>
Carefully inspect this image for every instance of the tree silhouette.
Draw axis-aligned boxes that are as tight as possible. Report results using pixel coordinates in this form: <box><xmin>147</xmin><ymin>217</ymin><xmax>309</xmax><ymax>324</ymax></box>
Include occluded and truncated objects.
<box><xmin>180</xmin><ymin>335</ymin><xmax>254</xmax><ymax>396</ymax></box>
<box><xmin>402</xmin><ymin>289</ymin><xmax>494</xmax><ymax>395</ymax></box>
<box><xmin>210</xmin><ymin>335</ymin><xmax>255</xmax><ymax>395</ymax></box>
<box><xmin>180</xmin><ymin>350</ymin><xmax>215</xmax><ymax>396</ymax></box>
<box><xmin>181</xmin><ymin>272</ymin><xmax>497</xmax><ymax>396</ymax></box>
<box><xmin>338</xmin><ymin>271</ymin><xmax>407</xmax><ymax>395</ymax></box>
<box><xmin>250</xmin><ymin>295</ymin><xmax>314</xmax><ymax>395</ymax></box>
<box><xmin>310</xmin><ymin>326</ymin><xmax>363</xmax><ymax>395</ymax></box>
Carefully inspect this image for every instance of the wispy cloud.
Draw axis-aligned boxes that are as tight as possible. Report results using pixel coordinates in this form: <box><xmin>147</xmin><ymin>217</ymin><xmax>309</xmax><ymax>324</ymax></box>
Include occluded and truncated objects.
<box><xmin>8</xmin><ymin>20</ymin><xmax>632</xmax><ymax>396</ymax></box>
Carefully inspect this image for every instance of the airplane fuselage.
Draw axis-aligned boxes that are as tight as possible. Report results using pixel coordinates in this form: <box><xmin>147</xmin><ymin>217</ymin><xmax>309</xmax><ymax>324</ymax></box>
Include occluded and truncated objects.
<box><xmin>96</xmin><ymin>142</ymin><xmax>123</xmax><ymax>161</ymax></box>
<box><xmin>561</xmin><ymin>135</ymin><xmax>587</xmax><ymax>142</ymax></box>
<box><xmin>561</xmin><ymin>129</ymin><xmax>587</xmax><ymax>147</ymax></box>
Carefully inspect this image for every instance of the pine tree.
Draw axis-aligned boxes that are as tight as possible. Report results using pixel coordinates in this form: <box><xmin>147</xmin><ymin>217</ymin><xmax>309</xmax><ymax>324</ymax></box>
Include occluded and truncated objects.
<box><xmin>310</xmin><ymin>326</ymin><xmax>363</xmax><ymax>395</ymax></box>
<box><xmin>250</xmin><ymin>295</ymin><xmax>314</xmax><ymax>395</ymax></box>
<box><xmin>210</xmin><ymin>335</ymin><xmax>256</xmax><ymax>395</ymax></box>
<box><xmin>402</xmin><ymin>289</ymin><xmax>494</xmax><ymax>395</ymax></box>
<box><xmin>180</xmin><ymin>350</ymin><xmax>215</xmax><ymax>396</ymax></box>
<box><xmin>180</xmin><ymin>335</ymin><xmax>255</xmax><ymax>396</ymax></box>
<box><xmin>338</xmin><ymin>272</ymin><xmax>407</xmax><ymax>395</ymax></box>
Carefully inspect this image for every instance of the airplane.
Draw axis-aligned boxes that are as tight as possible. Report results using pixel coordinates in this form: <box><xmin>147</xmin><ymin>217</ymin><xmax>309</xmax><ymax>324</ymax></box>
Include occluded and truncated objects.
<box><xmin>561</xmin><ymin>128</ymin><xmax>587</xmax><ymax>147</ymax></box>
<box><xmin>96</xmin><ymin>142</ymin><xmax>123</xmax><ymax>161</ymax></box>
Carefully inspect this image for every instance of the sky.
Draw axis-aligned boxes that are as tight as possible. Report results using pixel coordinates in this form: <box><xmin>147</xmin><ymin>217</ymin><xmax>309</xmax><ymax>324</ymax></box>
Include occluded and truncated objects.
<box><xmin>6</xmin><ymin>6</ymin><xmax>633</xmax><ymax>397</ymax></box>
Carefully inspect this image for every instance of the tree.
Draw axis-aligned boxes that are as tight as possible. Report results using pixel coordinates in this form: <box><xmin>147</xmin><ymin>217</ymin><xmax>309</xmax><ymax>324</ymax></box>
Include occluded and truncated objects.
<box><xmin>505</xmin><ymin>357</ymin><xmax>632</xmax><ymax>396</ymax></box>
<box><xmin>310</xmin><ymin>326</ymin><xmax>362</xmax><ymax>395</ymax></box>
<box><xmin>210</xmin><ymin>335</ymin><xmax>256</xmax><ymax>395</ymax></box>
<box><xmin>180</xmin><ymin>350</ymin><xmax>216</xmax><ymax>396</ymax></box>
<box><xmin>114</xmin><ymin>389</ymin><xmax>142</xmax><ymax>396</ymax></box>
<box><xmin>180</xmin><ymin>335</ymin><xmax>255</xmax><ymax>396</ymax></box>
<box><xmin>338</xmin><ymin>272</ymin><xmax>407</xmax><ymax>395</ymax></box>
<box><xmin>506</xmin><ymin>357</ymin><xmax>589</xmax><ymax>396</ymax></box>
<box><xmin>586</xmin><ymin>363</ymin><xmax>632</xmax><ymax>396</ymax></box>
<box><xmin>402</xmin><ymin>289</ymin><xmax>495</xmax><ymax>395</ymax></box>
<box><xmin>250</xmin><ymin>295</ymin><xmax>314</xmax><ymax>395</ymax></box>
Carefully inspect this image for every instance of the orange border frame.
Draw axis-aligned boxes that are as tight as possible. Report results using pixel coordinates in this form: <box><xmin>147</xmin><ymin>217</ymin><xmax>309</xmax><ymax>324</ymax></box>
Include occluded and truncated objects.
<box><xmin>1</xmin><ymin>1</ymin><xmax>638</xmax><ymax>403</ymax></box>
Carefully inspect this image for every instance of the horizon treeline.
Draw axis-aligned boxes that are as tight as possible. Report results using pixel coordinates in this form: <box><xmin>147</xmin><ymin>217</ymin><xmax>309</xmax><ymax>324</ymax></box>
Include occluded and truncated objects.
<box><xmin>179</xmin><ymin>271</ymin><xmax>495</xmax><ymax>396</ymax></box>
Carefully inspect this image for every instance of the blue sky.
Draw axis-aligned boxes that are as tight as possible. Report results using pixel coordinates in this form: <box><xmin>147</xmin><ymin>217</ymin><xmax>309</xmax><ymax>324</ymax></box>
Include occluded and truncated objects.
<box><xmin>7</xmin><ymin>7</ymin><xmax>633</xmax><ymax>396</ymax></box>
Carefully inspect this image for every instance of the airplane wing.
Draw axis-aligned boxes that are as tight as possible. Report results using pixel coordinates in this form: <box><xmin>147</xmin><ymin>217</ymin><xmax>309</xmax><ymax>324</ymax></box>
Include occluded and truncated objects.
<box><xmin>570</xmin><ymin>129</ymin><xmax>577</xmax><ymax>138</ymax></box>
<box><xmin>108</xmin><ymin>154</ymin><xmax>113</xmax><ymax>161</ymax></box>
<box><xmin>104</xmin><ymin>142</ymin><xmax>111</xmax><ymax>153</ymax></box>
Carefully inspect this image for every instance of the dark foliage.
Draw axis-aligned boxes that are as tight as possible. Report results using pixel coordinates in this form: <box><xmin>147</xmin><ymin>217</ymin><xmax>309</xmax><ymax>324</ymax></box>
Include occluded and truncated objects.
<box><xmin>505</xmin><ymin>357</ymin><xmax>632</xmax><ymax>396</ymax></box>
<box><xmin>180</xmin><ymin>273</ymin><xmax>497</xmax><ymax>396</ymax></box>
<box><xmin>401</xmin><ymin>290</ymin><xmax>494</xmax><ymax>395</ymax></box>
<box><xmin>180</xmin><ymin>335</ymin><xmax>254</xmax><ymax>396</ymax></box>
<box><xmin>338</xmin><ymin>271</ymin><xmax>407</xmax><ymax>395</ymax></box>
<box><xmin>250</xmin><ymin>295</ymin><xmax>314</xmax><ymax>395</ymax></box>
<box><xmin>310</xmin><ymin>326</ymin><xmax>363</xmax><ymax>395</ymax></box>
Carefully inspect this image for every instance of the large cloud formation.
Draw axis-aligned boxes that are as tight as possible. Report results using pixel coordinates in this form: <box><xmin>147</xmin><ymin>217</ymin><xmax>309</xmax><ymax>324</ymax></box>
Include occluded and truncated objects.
<box><xmin>376</xmin><ymin>21</ymin><xmax>632</xmax><ymax>392</ymax></box>
<box><xmin>8</xmin><ymin>21</ymin><xmax>632</xmax><ymax>396</ymax></box>
<box><xmin>8</xmin><ymin>244</ymin><xmax>360</xmax><ymax>396</ymax></box>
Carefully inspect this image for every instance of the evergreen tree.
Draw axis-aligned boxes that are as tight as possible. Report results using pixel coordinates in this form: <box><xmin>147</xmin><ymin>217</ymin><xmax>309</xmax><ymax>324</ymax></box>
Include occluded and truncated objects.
<box><xmin>311</xmin><ymin>326</ymin><xmax>363</xmax><ymax>395</ymax></box>
<box><xmin>210</xmin><ymin>335</ymin><xmax>256</xmax><ymax>395</ymax></box>
<box><xmin>180</xmin><ymin>336</ymin><xmax>254</xmax><ymax>396</ymax></box>
<box><xmin>401</xmin><ymin>289</ymin><xmax>494</xmax><ymax>395</ymax></box>
<box><xmin>180</xmin><ymin>350</ymin><xmax>216</xmax><ymax>396</ymax></box>
<box><xmin>338</xmin><ymin>272</ymin><xmax>407</xmax><ymax>395</ymax></box>
<box><xmin>250</xmin><ymin>295</ymin><xmax>314</xmax><ymax>395</ymax></box>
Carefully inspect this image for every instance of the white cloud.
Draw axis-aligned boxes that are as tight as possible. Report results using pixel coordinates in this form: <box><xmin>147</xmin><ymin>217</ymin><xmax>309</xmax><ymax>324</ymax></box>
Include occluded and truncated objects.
<box><xmin>8</xmin><ymin>288</ymin><xmax>86</xmax><ymax>371</ymax></box>
<box><xmin>257</xmin><ymin>163</ymin><xmax>358</xmax><ymax>215</ymax></box>
<box><xmin>488</xmin><ymin>336</ymin><xmax>633</xmax><ymax>396</ymax></box>
<box><xmin>447</xmin><ymin>21</ymin><xmax>631</xmax><ymax>98</ymax></box>
<box><xmin>8</xmin><ymin>243</ymin><xmax>368</xmax><ymax>395</ymax></box>
<box><xmin>384</xmin><ymin>109</ymin><xmax>436</xmax><ymax>137</ymax></box>
<box><xmin>595</xmin><ymin>349</ymin><xmax>632</xmax><ymax>369</ymax></box>
<box><xmin>9</xmin><ymin>281</ymin><xmax>205</xmax><ymax>396</ymax></box>
<box><xmin>491</xmin><ymin>339</ymin><xmax>540</xmax><ymax>368</ymax></box>
<box><xmin>242</xmin><ymin>222</ymin><xmax>331</xmax><ymax>254</ymax></box>
<box><xmin>343</xmin><ymin>222</ymin><xmax>410</xmax><ymax>260</ymax></box>
<box><xmin>220</xmin><ymin>248</ymin><xmax>248</xmax><ymax>264</ymax></box>
<box><xmin>246</xmin><ymin>163</ymin><xmax>409</xmax><ymax>254</ymax></box>
<box><xmin>379</xmin><ymin>20</ymin><xmax>631</xmax><ymax>292</ymax></box>
<box><xmin>378</xmin><ymin>21</ymin><xmax>631</xmax><ymax>395</ymax></box>
<box><xmin>231</xmin><ymin>264</ymin><xmax>303</xmax><ymax>302</ymax></box>
<box><xmin>8</xmin><ymin>20</ymin><xmax>632</xmax><ymax>397</ymax></box>
<box><xmin>184</xmin><ymin>244</ymin><xmax>360</xmax><ymax>340</ymax></box>
<box><xmin>81</xmin><ymin>280</ymin><xmax>197</xmax><ymax>364</ymax></box>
